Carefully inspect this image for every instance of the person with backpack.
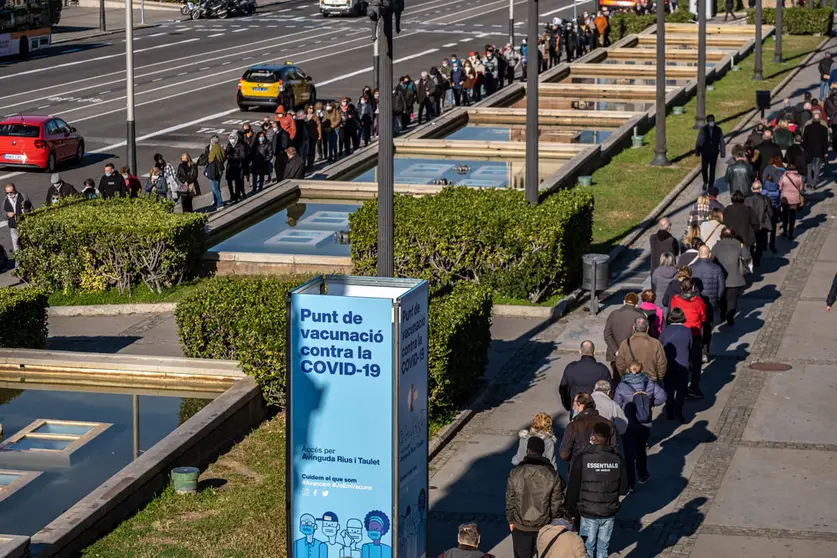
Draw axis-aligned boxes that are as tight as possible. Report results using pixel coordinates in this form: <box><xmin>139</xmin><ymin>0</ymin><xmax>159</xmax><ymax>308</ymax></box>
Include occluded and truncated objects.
<box><xmin>637</xmin><ymin>290</ymin><xmax>663</xmax><ymax>338</ymax></box>
<box><xmin>745</xmin><ymin>179</ymin><xmax>773</xmax><ymax>266</ymax></box>
<box><xmin>613</xmin><ymin>361</ymin><xmax>667</xmax><ymax>488</ymax></box>
<box><xmin>437</xmin><ymin>522</ymin><xmax>494</xmax><ymax>558</ymax></box>
<box><xmin>761</xmin><ymin>154</ymin><xmax>785</xmax><ymax>252</ymax></box>
<box><xmin>614</xmin><ymin>316</ymin><xmax>667</xmax><ymax>383</ymax></box>
<box><xmin>506</xmin><ymin>436</ymin><xmax>566</xmax><ymax>558</ymax></box>
<box><xmin>565</xmin><ymin>422</ymin><xmax>628</xmax><ymax>558</ymax></box>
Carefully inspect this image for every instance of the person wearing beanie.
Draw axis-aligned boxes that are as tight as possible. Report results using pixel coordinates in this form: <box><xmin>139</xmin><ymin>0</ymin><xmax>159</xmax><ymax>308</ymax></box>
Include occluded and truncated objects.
<box><xmin>505</xmin><ymin>435</ymin><xmax>565</xmax><ymax>558</ymax></box>
<box><xmin>603</xmin><ymin>292</ymin><xmax>644</xmax><ymax>378</ymax></box>
<box><xmin>45</xmin><ymin>173</ymin><xmax>78</xmax><ymax>205</ymax></box>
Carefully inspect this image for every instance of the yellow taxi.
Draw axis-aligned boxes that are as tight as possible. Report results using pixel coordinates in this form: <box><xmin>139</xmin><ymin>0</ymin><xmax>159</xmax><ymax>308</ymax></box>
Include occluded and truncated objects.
<box><xmin>236</xmin><ymin>63</ymin><xmax>317</xmax><ymax>111</ymax></box>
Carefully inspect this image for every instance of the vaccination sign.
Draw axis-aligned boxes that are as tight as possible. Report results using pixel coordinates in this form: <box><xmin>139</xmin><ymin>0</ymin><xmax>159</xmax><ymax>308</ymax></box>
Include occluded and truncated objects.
<box><xmin>288</xmin><ymin>276</ymin><xmax>428</xmax><ymax>558</ymax></box>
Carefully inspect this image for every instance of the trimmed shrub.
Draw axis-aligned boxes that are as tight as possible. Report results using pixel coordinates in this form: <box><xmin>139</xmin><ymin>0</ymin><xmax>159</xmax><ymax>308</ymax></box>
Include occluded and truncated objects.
<box><xmin>175</xmin><ymin>276</ymin><xmax>493</xmax><ymax>425</ymax></box>
<box><xmin>349</xmin><ymin>187</ymin><xmax>594</xmax><ymax>303</ymax></box>
<box><xmin>609</xmin><ymin>13</ymin><xmax>656</xmax><ymax>41</ymax></box>
<box><xmin>175</xmin><ymin>275</ymin><xmax>305</xmax><ymax>406</ymax></box>
<box><xmin>666</xmin><ymin>8</ymin><xmax>696</xmax><ymax>22</ymax></box>
<box><xmin>746</xmin><ymin>7</ymin><xmax>834</xmax><ymax>35</ymax></box>
<box><xmin>17</xmin><ymin>198</ymin><xmax>206</xmax><ymax>295</ymax></box>
<box><xmin>427</xmin><ymin>283</ymin><xmax>492</xmax><ymax>426</ymax></box>
<box><xmin>0</xmin><ymin>287</ymin><xmax>48</xmax><ymax>349</ymax></box>
<box><xmin>49</xmin><ymin>0</ymin><xmax>62</xmax><ymax>25</ymax></box>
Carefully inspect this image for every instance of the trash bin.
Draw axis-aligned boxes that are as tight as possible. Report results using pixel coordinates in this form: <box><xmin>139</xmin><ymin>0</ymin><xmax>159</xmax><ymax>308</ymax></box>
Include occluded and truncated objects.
<box><xmin>582</xmin><ymin>253</ymin><xmax>609</xmax><ymax>314</ymax></box>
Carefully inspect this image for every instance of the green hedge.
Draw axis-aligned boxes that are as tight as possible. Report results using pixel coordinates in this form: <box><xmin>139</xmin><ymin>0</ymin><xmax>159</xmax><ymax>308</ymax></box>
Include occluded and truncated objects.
<box><xmin>608</xmin><ymin>10</ymin><xmax>695</xmax><ymax>42</ymax></box>
<box><xmin>428</xmin><ymin>283</ymin><xmax>492</xmax><ymax>426</ymax></box>
<box><xmin>0</xmin><ymin>288</ymin><xmax>48</xmax><ymax>349</ymax></box>
<box><xmin>17</xmin><ymin>198</ymin><xmax>206</xmax><ymax>295</ymax></box>
<box><xmin>746</xmin><ymin>7</ymin><xmax>834</xmax><ymax>34</ymax></box>
<box><xmin>175</xmin><ymin>276</ymin><xmax>493</xmax><ymax>424</ymax></box>
<box><xmin>349</xmin><ymin>187</ymin><xmax>594</xmax><ymax>303</ymax></box>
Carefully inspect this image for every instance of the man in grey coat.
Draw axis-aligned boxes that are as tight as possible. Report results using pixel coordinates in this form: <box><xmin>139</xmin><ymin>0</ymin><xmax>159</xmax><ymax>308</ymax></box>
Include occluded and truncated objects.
<box><xmin>603</xmin><ymin>292</ymin><xmax>644</xmax><ymax>377</ymax></box>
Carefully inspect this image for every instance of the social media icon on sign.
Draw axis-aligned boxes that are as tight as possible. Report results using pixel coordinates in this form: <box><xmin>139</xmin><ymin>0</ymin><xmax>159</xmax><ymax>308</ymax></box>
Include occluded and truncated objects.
<box><xmin>302</xmin><ymin>488</ymin><xmax>309</xmax><ymax>496</ymax></box>
<box><xmin>314</xmin><ymin>489</ymin><xmax>318</xmax><ymax>496</ymax></box>
<box><xmin>322</xmin><ymin>490</ymin><xmax>329</xmax><ymax>497</ymax></box>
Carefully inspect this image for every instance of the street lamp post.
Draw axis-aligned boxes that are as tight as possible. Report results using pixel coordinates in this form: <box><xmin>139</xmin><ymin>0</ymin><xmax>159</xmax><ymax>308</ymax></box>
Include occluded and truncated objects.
<box><xmin>694</xmin><ymin>0</ymin><xmax>706</xmax><ymax>129</ymax></box>
<box><xmin>373</xmin><ymin>36</ymin><xmax>380</xmax><ymax>92</ymax></box>
<box><xmin>753</xmin><ymin>0</ymin><xmax>764</xmax><ymax>80</ymax></box>
<box><xmin>372</xmin><ymin>5</ymin><xmax>396</xmax><ymax>277</ymax></box>
<box><xmin>126</xmin><ymin>0</ymin><xmax>137</xmax><ymax>176</ymax></box>
<box><xmin>525</xmin><ymin>0</ymin><xmax>539</xmax><ymax>203</ymax></box>
<box><xmin>773</xmin><ymin>0</ymin><xmax>783</xmax><ymax>63</ymax></box>
<box><xmin>651</xmin><ymin>0</ymin><xmax>670</xmax><ymax>166</ymax></box>
<box><xmin>509</xmin><ymin>0</ymin><xmax>514</xmax><ymax>48</ymax></box>
<box><xmin>99</xmin><ymin>0</ymin><xmax>106</xmax><ymax>31</ymax></box>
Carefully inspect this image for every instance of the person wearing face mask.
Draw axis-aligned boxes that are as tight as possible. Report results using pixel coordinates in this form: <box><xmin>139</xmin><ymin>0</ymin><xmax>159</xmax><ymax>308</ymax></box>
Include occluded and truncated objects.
<box><xmin>372</xmin><ymin>89</ymin><xmax>380</xmax><ymax>136</ymax></box>
<box><xmin>694</xmin><ymin>114</ymin><xmax>726</xmax><ymax>191</ymax></box>
<box><xmin>468</xmin><ymin>53</ymin><xmax>485</xmax><ymax>102</ymax></box>
<box><xmin>392</xmin><ymin>85</ymin><xmax>407</xmax><ymax>134</ymax></box>
<box><xmin>439</xmin><ymin>58</ymin><xmax>453</xmax><ymax>108</ymax></box>
<box><xmin>450</xmin><ymin>60</ymin><xmax>464</xmax><ymax>107</ymax></box>
<box><xmin>144</xmin><ymin>167</ymin><xmax>167</xmax><ymax>201</ymax></box>
<box><xmin>461</xmin><ymin>61</ymin><xmax>476</xmax><ymax>106</ymax></box>
<box><xmin>239</xmin><ymin>124</ymin><xmax>256</xmax><ymax>190</ymax></box>
<box><xmin>293</xmin><ymin>513</ymin><xmax>327</xmax><ymax>558</ymax></box>
<box><xmin>358</xmin><ymin>93</ymin><xmax>374</xmax><ymax>147</ymax></box>
<box><xmin>339</xmin><ymin>97</ymin><xmax>358</xmax><ymax>157</ymax></box>
<box><xmin>361</xmin><ymin>511</ymin><xmax>392</xmax><ymax>558</ymax></box>
<box><xmin>250</xmin><ymin>131</ymin><xmax>273</xmax><ymax>194</ymax></box>
<box><xmin>398</xmin><ymin>76</ymin><xmax>415</xmax><ymax>129</ymax></box>
<box><xmin>429</xmin><ymin>66</ymin><xmax>447</xmax><ymax>116</ymax></box>
<box><xmin>45</xmin><ymin>173</ymin><xmax>78</xmax><ymax>206</ymax></box>
<box><xmin>175</xmin><ymin>153</ymin><xmax>200</xmax><ymax>212</ymax></box>
<box><xmin>4</xmin><ymin>183</ymin><xmax>31</xmax><ymax>255</ymax></box>
<box><xmin>224</xmin><ymin>132</ymin><xmax>247</xmax><ymax>203</ymax></box>
<box><xmin>325</xmin><ymin>102</ymin><xmax>341</xmax><ymax>161</ymax></box>
<box><xmin>99</xmin><ymin>163</ymin><xmax>127</xmax><ymax>199</ymax></box>
<box><xmin>416</xmin><ymin>71</ymin><xmax>437</xmax><ymax>125</ymax></box>
<box><xmin>153</xmin><ymin>153</ymin><xmax>179</xmax><ymax>203</ymax></box>
<box><xmin>120</xmin><ymin>167</ymin><xmax>142</xmax><ymax>199</ymax></box>
<box><xmin>314</xmin><ymin>102</ymin><xmax>328</xmax><ymax>161</ymax></box>
<box><xmin>482</xmin><ymin>49</ymin><xmax>499</xmax><ymax>96</ymax></box>
<box><xmin>305</xmin><ymin>104</ymin><xmax>321</xmax><ymax>169</ymax></box>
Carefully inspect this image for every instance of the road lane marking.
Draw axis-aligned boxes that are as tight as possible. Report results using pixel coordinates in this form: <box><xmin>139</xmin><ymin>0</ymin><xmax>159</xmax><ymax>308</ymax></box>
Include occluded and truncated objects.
<box><xmin>233</xmin><ymin>28</ymin><xmax>248</xmax><ymax>32</ymax></box>
<box><xmin>148</xmin><ymin>32</ymin><xmax>167</xmax><ymax>37</ymax></box>
<box><xmin>0</xmin><ymin>38</ymin><xmax>201</xmax><ymax>81</ymax></box>
<box><xmin>208</xmin><ymin>32</ymin><xmax>224</xmax><ymax>37</ymax></box>
<box><xmin>443</xmin><ymin>43</ymin><xmax>457</xmax><ymax>47</ymax></box>
<box><xmin>540</xmin><ymin>0</ymin><xmax>589</xmax><ymax>17</ymax></box>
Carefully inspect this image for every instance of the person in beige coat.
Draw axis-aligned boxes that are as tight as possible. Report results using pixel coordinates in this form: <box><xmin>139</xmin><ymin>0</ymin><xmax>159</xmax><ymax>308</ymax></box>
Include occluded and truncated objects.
<box><xmin>536</xmin><ymin>509</ymin><xmax>588</xmax><ymax>558</ymax></box>
<box><xmin>614</xmin><ymin>316</ymin><xmax>668</xmax><ymax>382</ymax></box>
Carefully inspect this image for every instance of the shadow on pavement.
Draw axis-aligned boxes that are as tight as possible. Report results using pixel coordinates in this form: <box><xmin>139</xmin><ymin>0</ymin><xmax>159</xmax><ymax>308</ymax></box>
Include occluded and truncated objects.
<box><xmin>47</xmin><ymin>335</ymin><xmax>141</xmax><ymax>353</ymax></box>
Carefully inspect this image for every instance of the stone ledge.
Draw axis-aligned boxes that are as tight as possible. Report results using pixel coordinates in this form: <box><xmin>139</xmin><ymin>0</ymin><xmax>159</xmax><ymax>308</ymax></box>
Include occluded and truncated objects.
<box><xmin>0</xmin><ymin>536</ymin><xmax>29</xmax><ymax>558</ymax></box>
<box><xmin>49</xmin><ymin>302</ymin><xmax>176</xmax><ymax>317</ymax></box>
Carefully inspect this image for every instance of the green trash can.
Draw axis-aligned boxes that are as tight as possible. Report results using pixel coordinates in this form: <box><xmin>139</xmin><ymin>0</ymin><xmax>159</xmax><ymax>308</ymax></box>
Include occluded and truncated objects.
<box><xmin>171</xmin><ymin>466</ymin><xmax>200</xmax><ymax>495</ymax></box>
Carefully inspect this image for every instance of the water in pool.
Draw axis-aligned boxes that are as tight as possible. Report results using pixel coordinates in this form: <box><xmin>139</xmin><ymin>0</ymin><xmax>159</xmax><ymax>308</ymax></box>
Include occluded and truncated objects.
<box><xmin>447</xmin><ymin>126</ymin><xmax>612</xmax><ymax>144</ymax></box>
<box><xmin>0</xmin><ymin>387</ymin><xmax>212</xmax><ymax>537</ymax></box>
<box><xmin>212</xmin><ymin>202</ymin><xmax>360</xmax><ymax>256</ymax></box>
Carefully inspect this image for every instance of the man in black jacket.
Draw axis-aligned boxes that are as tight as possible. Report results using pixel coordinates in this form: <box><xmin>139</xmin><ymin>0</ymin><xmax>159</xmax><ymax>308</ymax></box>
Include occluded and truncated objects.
<box><xmin>785</xmin><ymin>134</ymin><xmax>808</xmax><ymax>176</ymax></box>
<box><xmin>649</xmin><ymin>218</ymin><xmax>679</xmax><ymax>274</ymax></box>
<box><xmin>802</xmin><ymin>112</ymin><xmax>829</xmax><ymax>189</ymax></box>
<box><xmin>753</xmin><ymin>130</ymin><xmax>783</xmax><ymax>179</ymax></box>
<box><xmin>819</xmin><ymin>53</ymin><xmax>832</xmax><ymax>100</ymax></box>
<box><xmin>282</xmin><ymin>147</ymin><xmax>306</xmax><ymax>180</ymax></box>
<box><xmin>723</xmin><ymin>191</ymin><xmax>758</xmax><ymax>249</ymax></box>
<box><xmin>724</xmin><ymin>146</ymin><xmax>756</xmax><ymax>198</ymax></box>
<box><xmin>559</xmin><ymin>392</ymin><xmax>618</xmax><ymax>465</ymax></box>
<box><xmin>45</xmin><ymin>173</ymin><xmax>79</xmax><ymax>205</ymax></box>
<box><xmin>566</xmin><ymin>422</ymin><xmax>629</xmax><ymax>558</ymax></box>
<box><xmin>560</xmin><ymin>341</ymin><xmax>612</xmax><ymax>411</ymax></box>
<box><xmin>695</xmin><ymin>114</ymin><xmax>726</xmax><ymax>190</ymax></box>
<box><xmin>506</xmin><ymin>436</ymin><xmax>565</xmax><ymax>558</ymax></box>
<box><xmin>744</xmin><ymin>181</ymin><xmax>772</xmax><ymax>267</ymax></box>
<box><xmin>98</xmin><ymin>163</ymin><xmax>126</xmax><ymax>199</ymax></box>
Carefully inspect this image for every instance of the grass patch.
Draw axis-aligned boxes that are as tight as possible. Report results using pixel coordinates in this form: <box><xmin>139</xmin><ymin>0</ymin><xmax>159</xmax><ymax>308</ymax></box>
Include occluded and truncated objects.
<box><xmin>83</xmin><ymin>416</ymin><xmax>287</xmax><ymax>558</ymax></box>
<box><xmin>588</xmin><ymin>35</ymin><xmax>823</xmax><ymax>251</ymax></box>
<box><xmin>47</xmin><ymin>280</ymin><xmax>204</xmax><ymax>307</ymax></box>
<box><xmin>493</xmin><ymin>292</ymin><xmax>566</xmax><ymax>307</ymax></box>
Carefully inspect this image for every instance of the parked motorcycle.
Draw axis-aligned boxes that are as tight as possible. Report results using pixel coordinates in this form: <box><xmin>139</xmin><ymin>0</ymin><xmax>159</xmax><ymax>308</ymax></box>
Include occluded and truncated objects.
<box><xmin>190</xmin><ymin>0</ymin><xmax>231</xmax><ymax>20</ymax></box>
<box><xmin>231</xmin><ymin>0</ymin><xmax>256</xmax><ymax>15</ymax></box>
<box><xmin>180</xmin><ymin>0</ymin><xmax>195</xmax><ymax>15</ymax></box>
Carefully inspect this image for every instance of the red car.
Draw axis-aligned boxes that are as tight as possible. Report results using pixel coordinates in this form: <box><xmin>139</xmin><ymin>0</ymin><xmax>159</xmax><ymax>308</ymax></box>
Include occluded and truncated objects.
<box><xmin>0</xmin><ymin>115</ymin><xmax>84</xmax><ymax>172</ymax></box>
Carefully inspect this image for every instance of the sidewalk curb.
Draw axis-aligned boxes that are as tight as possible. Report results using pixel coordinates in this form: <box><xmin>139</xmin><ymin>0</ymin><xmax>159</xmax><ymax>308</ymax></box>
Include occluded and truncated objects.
<box><xmin>608</xmin><ymin>34</ymin><xmax>832</xmax><ymax>278</ymax></box>
<box><xmin>492</xmin><ymin>289</ymin><xmax>583</xmax><ymax>320</ymax></box>
<box><xmin>428</xmin><ymin>289</ymin><xmax>581</xmax><ymax>460</ymax></box>
<box><xmin>48</xmin><ymin>302</ymin><xmax>176</xmax><ymax>317</ymax></box>
<box><xmin>52</xmin><ymin>22</ymin><xmax>161</xmax><ymax>45</ymax></box>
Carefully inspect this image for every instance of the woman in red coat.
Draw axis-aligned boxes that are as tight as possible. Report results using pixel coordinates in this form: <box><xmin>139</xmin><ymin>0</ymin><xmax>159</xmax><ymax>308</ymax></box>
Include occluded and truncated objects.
<box><xmin>669</xmin><ymin>278</ymin><xmax>707</xmax><ymax>399</ymax></box>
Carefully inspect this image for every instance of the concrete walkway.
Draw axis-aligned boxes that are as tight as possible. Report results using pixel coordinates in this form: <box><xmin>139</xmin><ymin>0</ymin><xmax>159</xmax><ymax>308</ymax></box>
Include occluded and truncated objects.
<box><xmin>426</xmin><ymin>38</ymin><xmax>837</xmax><ymax>558</ymax></box>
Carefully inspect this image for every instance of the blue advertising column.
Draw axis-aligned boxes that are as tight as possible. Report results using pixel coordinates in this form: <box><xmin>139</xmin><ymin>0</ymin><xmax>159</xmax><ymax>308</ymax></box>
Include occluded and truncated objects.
<box><xmin>287</xmin><ymin>276</ymin><xmax>428</xmax><ymax>558</ymax></box>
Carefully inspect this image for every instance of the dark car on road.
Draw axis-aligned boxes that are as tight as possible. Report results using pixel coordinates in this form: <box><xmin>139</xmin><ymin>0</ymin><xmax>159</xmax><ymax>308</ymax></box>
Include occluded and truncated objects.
<box><xmin>236</xmin><ymin>64</ymin><xmax>317</xmax><ymax>112</ymax></box>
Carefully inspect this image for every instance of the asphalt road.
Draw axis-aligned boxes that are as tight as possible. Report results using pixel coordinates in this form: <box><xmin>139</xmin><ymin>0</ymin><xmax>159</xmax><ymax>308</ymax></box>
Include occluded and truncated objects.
<box><xmin>0</xmin><ymin>0</ymin><xmax>594</xmax><ymax>219</ymax></box>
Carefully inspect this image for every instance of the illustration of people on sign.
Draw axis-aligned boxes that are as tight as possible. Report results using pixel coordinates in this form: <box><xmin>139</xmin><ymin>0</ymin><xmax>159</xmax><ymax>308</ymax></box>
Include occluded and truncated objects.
<box><xmin>398</xmin><ymin>506</ymin><xmax>413</xmax><ymax>558</ymax></box>
<box><xmin>360</xmin><ymin>510</ymin><xmax>392</xmax><ymax>558</ymax></box>
<box><xmin>294</xmin><ymin>513</ymin><xmax>327</xmax><ymax>558</ymax></box>
<box><xmin>416</xmin><ymin>489</ymin><xmax>427</xmax><ymax>556</ymax></box>
<box><xmin>318</xmin><ymin>511</ymin><xmax>342</xmax><ymax>558</ymax></box>
<box><xmin>339</xmin><ymin>518</ymin><xmax>363</xmax><ymax>558</ymax></box>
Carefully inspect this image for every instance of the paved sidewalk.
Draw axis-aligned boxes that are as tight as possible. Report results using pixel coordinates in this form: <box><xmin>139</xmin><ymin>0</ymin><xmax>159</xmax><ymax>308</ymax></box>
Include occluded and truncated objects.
<box><xmin>53</xmin><ymin>6</ymin><xmax>176</xmax><ymax>43</ymax></box>
<box><xmin>426</xmin><ymin>37</ymin><xmax>837</xmax><ymax>558</ymax></box>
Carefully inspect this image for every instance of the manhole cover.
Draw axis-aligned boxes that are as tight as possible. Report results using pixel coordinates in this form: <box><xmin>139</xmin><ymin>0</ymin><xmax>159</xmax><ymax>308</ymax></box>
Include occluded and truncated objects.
<box><xmin>749</xmin><ymin>362</ymin><xmax>792</xmax><ymax>372</ymax></box>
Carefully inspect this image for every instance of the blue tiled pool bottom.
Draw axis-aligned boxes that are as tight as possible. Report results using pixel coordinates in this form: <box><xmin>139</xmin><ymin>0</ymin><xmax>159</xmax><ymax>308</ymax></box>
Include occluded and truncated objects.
<box><xmin>212</xmin><ymin>203</ymin><xmax>360</xmax><ymax>256</ymax></box>
<box><xmin>447</xmin><ymin>125</ymin><xmax>612</xmax><ymax>145</ymax></box>
<box><xmin>352</xmin><ymin>159</ymin><xmax>516</xmax><ymax>188</ymax></box>
<box><xmin>447</xmin><ymin>127</ymin><xmax>511</xmax><ymax>141</ymax></box>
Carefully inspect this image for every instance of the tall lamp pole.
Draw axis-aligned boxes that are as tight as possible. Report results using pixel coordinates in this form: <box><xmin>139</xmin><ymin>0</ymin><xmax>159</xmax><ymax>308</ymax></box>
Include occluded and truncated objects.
<box><xmin>99</xmin><ymin>0</ymin><xmax>106</xmax><ymax>31</ymax></box>
<box><xmin>525</xmin><ymin>0</ymin><xmax>539</xmax><ymax>203</ymax></box>
<box><xmin>773</xmin><ymin>0</ymin><xmax>783</xmax><ymax>63</ymax></box>
<box><xmin>651</xmin><ymin>0</ymin><xmax>670</xmax><ymax>166</ymax></box>
<box><xmin>370</xmin><ymin>0</ymin><xmax>400</xmax><ymax>276</ymax></box>
<box><xmin>126</xmin><ymin>0</ymin><xmax>137</xmax><ymax>176</ymax></box>
<box><xmin>509</xmin><ymin>0</ymin><xmax>514</xmax><ymax>48</ymax></box>
<box><xmin>753</xmin><ymin>0</ymin><xmax>764</xmax><ymax>80</ymax></box>
<box><xmin>694</xmin><ymin>0</ymin><xmax>706</xmax><ymax>129</ymax></box>
<box><xmin>373</xmin><ymin>36</ymin><xmax>380</xmax><ymax>92</ymax></box>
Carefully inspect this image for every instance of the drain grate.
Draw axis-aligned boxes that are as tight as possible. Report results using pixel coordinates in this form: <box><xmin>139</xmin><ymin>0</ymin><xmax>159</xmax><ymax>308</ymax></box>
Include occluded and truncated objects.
<box><xmin>749</xmin><ymin>362</ymin><xmax>792</xmax><ymax>372</ymax></box>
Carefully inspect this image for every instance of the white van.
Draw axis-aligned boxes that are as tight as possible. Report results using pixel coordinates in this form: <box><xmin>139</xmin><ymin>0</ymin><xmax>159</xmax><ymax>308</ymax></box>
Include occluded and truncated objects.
<box><xmin>320</xmin><ymin>0</ymin><xmax>368</xmax><ymax>16</ymax></box>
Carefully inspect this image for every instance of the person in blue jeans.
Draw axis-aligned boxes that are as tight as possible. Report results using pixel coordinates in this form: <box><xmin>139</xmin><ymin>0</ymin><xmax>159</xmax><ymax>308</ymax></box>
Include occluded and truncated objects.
<box><xmin>566</xmin><ymin>422</ymin><xmax>628</xmax><ymax>558</ymax></box>
<box><xmin>614</xmin><ymin>360</ymin><xmax>667</xmax><ymax>488</ymax></box>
